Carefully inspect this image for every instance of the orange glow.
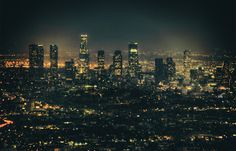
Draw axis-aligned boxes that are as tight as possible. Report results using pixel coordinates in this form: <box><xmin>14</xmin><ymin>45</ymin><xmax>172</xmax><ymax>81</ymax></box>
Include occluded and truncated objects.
<box><xmin>4</xmin><ymin>59</ymin><xmax>29</xmax><ymax>68</ymax></box>
<box><xmin>0</xmin><ymin>119</ymin><xmax>14</xmax><ymax>128</ymax></box>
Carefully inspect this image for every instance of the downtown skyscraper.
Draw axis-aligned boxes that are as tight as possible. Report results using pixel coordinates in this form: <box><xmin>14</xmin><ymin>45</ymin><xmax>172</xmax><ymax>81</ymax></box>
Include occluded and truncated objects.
<box><xmin>128</xmin><ymin>42</ymin><xmax>140</xmax><ymax>78</ymax></box>
<box><xmin>166</xmin><ymin>57</ymin><xmax>176</xmax><ymax>81</ymax></box>
<box><xmin>155</xmin><ymin>58</ymin><xmax>164</xmax><ymax>84</ymax></box>
<box><xmin>97</xmin><ymin>50</ymin><xmax>105</xmax><ymax>70</ymax></box>
<box><xmin>49</xmin><ymin>44</ymin><xmax>59</xmax><ymax>81</ymax></box>
<box><xmin>29</xmin><ymin>44</ymin><xmax>44</xmax><ymax>69</ymax></box>
<box><xmin>221</xmin><ymin>59</ymin><xmax>231</xmax><ymax>87</ymax></box>
<box><xmin>113</xmin><ymin>50</ymin><xmax>122</xmax><ymax>79</ymax></box>
<box><xmin>97</xmin><ymin>50</ymin><xmax>105</xmax><ymax>80</ymax></box>
<box><xmin>29</xmin><ymin>44</ymin><xmax>44</xmax><ymax>80</ymax></box>
<box><xmin>183</xmin><ymin>49</ymin><xmax>191</xmax><ymax>80</ymax></box>
<box><xmin>79</xmin><ymin>34</ymin><xmax>89</xmax><ymax>78</ymax></box>
<box><xmin>65</xmin><ymin>59</ymin><xmax>75</xmax><ymax>81</ymax></box>
<box><xmin>50</xmin><ymin>44</ymin><xmax>58</xmax><ymax>69</ymax></box>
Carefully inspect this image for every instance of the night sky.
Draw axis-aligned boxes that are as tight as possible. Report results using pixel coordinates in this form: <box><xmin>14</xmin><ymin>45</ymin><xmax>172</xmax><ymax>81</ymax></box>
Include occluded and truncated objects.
<box><xmin>0</xmin><ymin>0</ymin><xmax>235</xmax><ymax>56</ymax></box>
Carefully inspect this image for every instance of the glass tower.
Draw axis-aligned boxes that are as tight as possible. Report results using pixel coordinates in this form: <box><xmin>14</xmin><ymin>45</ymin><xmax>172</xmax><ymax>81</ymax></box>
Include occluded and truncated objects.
<box><xmin>113</xmin><ymin>50</ymin><xmax>122</xmax><ymax>78</ymax></box>
<box><xmin>50</xmin><ymin>44</ymin><xmax>58</xmax><ymax>69</ymax></box>
<box><xmin>79</xmin><ymin>34</ymin><xmax>89</xmax><ymax>76</ymax></box>
<box><xmin>128</xmin><ymin>42</ymin><xmax>140</xmax><ymax>78</ymax></box>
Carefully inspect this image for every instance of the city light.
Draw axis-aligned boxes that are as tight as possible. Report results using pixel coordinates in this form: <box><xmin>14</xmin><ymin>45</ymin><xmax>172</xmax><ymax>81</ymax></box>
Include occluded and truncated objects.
<box><xmin>0</xmin><ymin>0</ymin><xmax>235</xmax><ymax>150</ymax></box>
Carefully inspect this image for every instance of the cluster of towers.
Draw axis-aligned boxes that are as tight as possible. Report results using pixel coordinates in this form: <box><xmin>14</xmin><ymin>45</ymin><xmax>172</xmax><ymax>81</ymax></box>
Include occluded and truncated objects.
<box><xmin>74</xmin><ymin>34</ymin><xmax>141</xmax><ymax>81</ymax></box>
<box><xmin>154</xmin><ymin>57</ymin><xmax>176</xmax><ymax>84</ymax></box>
<box><xmin>29</xmin><ymin>44</ymin><xmax>58</xmax><ymax>69</ymax></box>
<box><xmin>76</xmin><ymin>35</ymin><xmax>143</xmax><ymax>82</ymax></box>
<box><xmin>27</xmin><ymin>35</ymin><xmax>236</xmax><ymax>92</ymax></box>
<box><xmin>28</xmin><ymin>34</ymin><xmax>142</xmax><ymax>82</ymax></box>
<box><xmin>29</xmin><ymin>43</ymin><xmax>58</xmax><ymax>80</ymax></box>
<box><xmin>28</xmin><ymin>34</ymin><xmax>178</xmax><ymax>85</ymax></box>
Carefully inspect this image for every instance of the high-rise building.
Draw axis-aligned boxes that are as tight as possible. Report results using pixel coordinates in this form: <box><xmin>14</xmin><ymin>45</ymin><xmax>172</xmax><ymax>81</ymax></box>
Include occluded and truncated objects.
<box><xmin>50</xmin><ymin>44</ymin><xmax>58</xmax><ymax>69</ymax></box>
<box><xmin>98</xmin><ymin>50</ymin><xmax>105</xmax><ymax>69</ymax></box>
<box><xmin>79</xmin><ymin>34</ymin><xmax>89</xmax><ymax>76</ymax></box>
<box><xmin>222</xmin><ymin>59</ymin><xmax>231</xmax><ymax>87</ymax></box>
<box><xmin>65</xmin><ymin>59</ymin><xmax>75</xmax><ymax>81</ymax></box>
<box><xmin>29</xmin><ymin>44</ymin><xmax>44</xmax><ymax>80</ymax></box>
<box><xmin>97</xmin><ymin>50</ymin><xmax>105</xmax><ymax>80</ymax></box>
<box><xmin>155</xmin><ymin>58</ymin><xmax>164</xmax><ymax>84</ymax></box>
<box><xmin>215</xmin><ymin>59</ymin><xmax>232</xmax><ymax>87</ymax></box>
<box><xmin>166</xmin><ymin>57</ymin><xmax>176</xmax><ymax>81</ymax></box>
<box><xmin>183</xmin><ymin>49</ymin><xmax>191</xmax><ymax>79</ymax></box>
<box><xmin>29</xmin><ymin>44</ymin><xmax>44</xmax><ymax>69</ymax></box>
<box><xmin>113</xmin><ymin>50</ymin><xmax>122</xmax><ymax>78</ymax></box>
<box><xmin>128</xmin><ymin>42</ymin><xmax>140</xmax><ymax>78</ymax></box>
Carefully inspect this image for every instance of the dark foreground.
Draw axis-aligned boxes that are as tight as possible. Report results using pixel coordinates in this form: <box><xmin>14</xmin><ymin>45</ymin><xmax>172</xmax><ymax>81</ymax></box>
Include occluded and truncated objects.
<box><xmin>0</xmin><ymin>87</ymin><xmax>236</xmax><ymax>151</ymax></box>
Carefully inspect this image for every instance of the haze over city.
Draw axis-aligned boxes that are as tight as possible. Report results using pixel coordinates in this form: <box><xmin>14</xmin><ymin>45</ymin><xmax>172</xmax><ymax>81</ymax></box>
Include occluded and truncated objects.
<box><xmin>1</xmin><ymin>0</ymin><xmax>235</xmax><ymax>57</ymax></box>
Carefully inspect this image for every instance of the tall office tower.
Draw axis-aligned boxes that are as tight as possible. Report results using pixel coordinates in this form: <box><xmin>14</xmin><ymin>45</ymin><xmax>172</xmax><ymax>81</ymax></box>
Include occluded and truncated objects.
<box><xmin>50</xmin><ymin>44</ymin><xmax>58</xmax><ymax>69</ymax></box>
<box><xmin>183</xmin><ymin>49</ymin><xmax>191</xmax><ymax>79</ymax></box>
<box><xmin>128</xmin><ymin>42</ymin><xmax>140</xmax><ymax>78</ymax></box>
<box><xmin>65</xmin><ymin>59</ymin><xmax>75</xmax><ymax>81</ymax></box>
<box><xmin>113</xmin><ymin>50</ymin><xmax>123</xmax><ymax>78</ymax></box>
<box><xmin>97</xmin><ymin>50</ymin><xmax>105</xmax><ymax>79</ymax></box>
<box><xmin>222</xmin><ymin>60</ymin><xmax>231</xmax><ymax>87</ymax></box>
<box><xmin>98</xmin><ymin>50</ymin><xmax>105</xmax><ymax>69</ymax></box>
<box><xmin>166</xmin><ymin>57</ymin><xmax>176</xmax><ymax>81</ymax></box>
<box><xmin>29</xmin><ymin>44</ymin><xmax>44</xmax><ymax>79</ymax></box>
<box><xmin>155</xmin><ymin>58</ymin><xmax>164</xmax><ymax>84</ymax></box>
<box><xmin>79</xmin><ymin>34</ymin><xmax>89</xmax><ymax>76</ymax></box>
<box><xmin>29</xmin><ymin>44</ymin><xmax>44</xmax><ymax>69</ymax></box>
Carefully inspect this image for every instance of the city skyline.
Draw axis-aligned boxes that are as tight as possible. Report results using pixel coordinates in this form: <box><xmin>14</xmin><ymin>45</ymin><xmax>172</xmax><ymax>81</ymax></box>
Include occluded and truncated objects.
<box><xmin>1</xmin><ymin>1</ymin><xmax>236</xmax><ymax>150</ymax></box>
<box><xmin>0</xmin><ymin>39</ymin><xmax>235</xmax><ymax>70</ymax></box>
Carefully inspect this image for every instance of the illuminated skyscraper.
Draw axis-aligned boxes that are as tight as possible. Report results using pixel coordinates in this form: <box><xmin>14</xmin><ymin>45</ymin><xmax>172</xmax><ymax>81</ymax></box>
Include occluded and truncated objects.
<box><xmin>29</xmin><ymin>44</ymin><xmax>44</xmax><ymax>69</ymax></box>
<box><xmin>155</xmin><ymin>58</ymin><xmax>164</xmax><ymax>84</ymax></box>
<box><xmin>222</xmin><ymin>59</ymin><xmax>231</xmax><ymax>87</ymax></box>
<box><xmin>128</xmin><ymin>42</ymin><xmax>140</xmax><ymax>78</ymax></box>
<box><xmin>97</xmin><ymin>50</ymin><xmax>105</xmax><ymax>80</ymax></box>
<box><xmin>50</xmin><ymin>44</ymin><xmax>58</xmax><ymax>69</ymax></box>
<box><xmin>113</xmin><ymin>50</ymin><xmax>122</xmax><ymax>78</ymax></box>
<box><xmin>79</xmin><ymin>34</ymin><xmax>89</xmax><ymax>76</ymax></box>
<box><xmin>166</xmin><ymin>57</ymin><xmax>176</xmax><ymax>81</ymax></box>
<box><xmin>215</xmin><ymin>58</ymin><xmax>231</xmax><ymax>87</ymax></box>
<box><xmin>65</xmin><ymin>59</ymin><xmax>75</xmax><ymax>81</ymax></box>
<box><xmin>98</xmin><ymin>50</ymin><xmax>105</xmax><ymax>69</ymax></box>
<box><xmin>29</xmin><ymin>44</ymin><xmax>44</xmax><ymax>80</ymax></box>
<box><xmin>183</xmin><ymin>49</ymin><xmax>191</xmax><ymax>79</ymax></box>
